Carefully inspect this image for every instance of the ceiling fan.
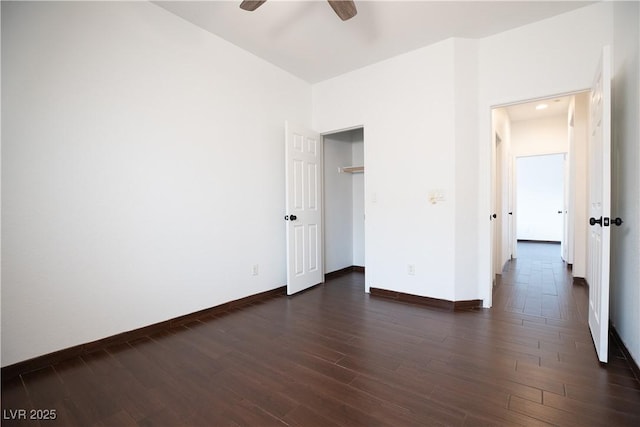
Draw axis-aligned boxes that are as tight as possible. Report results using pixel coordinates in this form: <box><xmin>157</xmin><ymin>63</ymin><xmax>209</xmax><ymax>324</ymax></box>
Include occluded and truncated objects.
<box><xmin>240</xmin><ymin>0</ymin><xmax>358</xmax><ymax>21</ymax></box>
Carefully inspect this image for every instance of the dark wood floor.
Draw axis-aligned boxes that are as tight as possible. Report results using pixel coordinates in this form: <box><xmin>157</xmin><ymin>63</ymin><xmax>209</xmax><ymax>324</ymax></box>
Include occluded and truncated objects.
<box><xmin>3</xmin><ymin>242</ymin><xmax>640</xmax><ymax>426</ymax></box>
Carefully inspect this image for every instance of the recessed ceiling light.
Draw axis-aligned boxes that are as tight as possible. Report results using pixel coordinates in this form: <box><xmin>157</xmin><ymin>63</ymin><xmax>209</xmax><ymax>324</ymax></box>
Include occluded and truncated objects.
<box><xmin>536</xmin><ymin>104</ymin><xmax>548</xmax><ymax>110</ymax></box>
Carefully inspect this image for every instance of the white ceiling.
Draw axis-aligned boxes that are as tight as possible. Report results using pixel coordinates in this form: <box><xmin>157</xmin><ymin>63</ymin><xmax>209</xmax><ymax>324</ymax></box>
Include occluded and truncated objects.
<box><xmin>154</xmin><ymin>0</ymin><xmax>594</xmax><ymax>83</ymax></box>
<box><xmin>504</xmin><ymin>94</ymin><xmax>574</xmax><ymax>122</ymax></box>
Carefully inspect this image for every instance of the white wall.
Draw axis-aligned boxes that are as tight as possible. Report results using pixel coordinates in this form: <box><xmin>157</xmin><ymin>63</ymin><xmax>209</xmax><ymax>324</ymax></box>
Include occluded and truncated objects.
<box><xmin>313</xmin><ymin>39</ymin><xmax>457</xmax><ymax>301</ymax></box>
<box><xmin>516</xmin><ymin>154</ymin><xmax>565</xmax><ymax>241</ymax></box>
<box><xmin>323</xmin><ymin>132</ymin><xmax>354</xmax><ymax>273</ymax></box>
<box><xmin>453</xmin><ymin>38</ymin><xmax>480</xmax><ymax>300</ymax></box>
<box><xmin>611</xmin><ymin>0</ymin><xmax>640</xmax><ymax>368</ymax></box>
<box><xmin>1</xmin><ymin>1</ymin><xmax>311</xmax><ymax>366</ymax></box>
<box><xmin>511</xmin><ymin>115</ymin><xmax>568</xmax><ymax>157</ymax></box>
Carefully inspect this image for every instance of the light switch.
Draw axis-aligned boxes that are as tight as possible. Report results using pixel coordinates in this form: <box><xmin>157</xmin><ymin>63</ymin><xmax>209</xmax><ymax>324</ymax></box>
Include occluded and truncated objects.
<box><xmin>429</xmin><ymin>191</ymin><xmax>445</xmax><ymax>204</ymax></box>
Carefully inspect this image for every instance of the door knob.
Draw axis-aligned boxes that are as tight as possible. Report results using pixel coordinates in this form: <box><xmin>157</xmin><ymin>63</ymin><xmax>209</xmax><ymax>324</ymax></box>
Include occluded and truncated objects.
<box><xmin>285</xmin><ymin>214</ymin><xmax>298</xmax><ymax>221</ymax></box>
<box><xmin>589</xmin><ymin>216</ymin><xmax>602</xmax><ymax>226</ymax></box>
<box><xmin>492</xmin><ymin>213</ymin><xmax>497</xmax><ymax>219</ymax></box>
<box><xmin>611</xmin><ymin>217</ymin><xmax>624</xmax><ymax>226</ymax></box>
<box><xmin>557</xmin><ymin>210</ymin><xmax>563</xmax><ymax>214</ymax></box>
<box><xmin>508</xmin><ymin>212</ymin><xmax>513</xmax><ymax>215</ymax></box>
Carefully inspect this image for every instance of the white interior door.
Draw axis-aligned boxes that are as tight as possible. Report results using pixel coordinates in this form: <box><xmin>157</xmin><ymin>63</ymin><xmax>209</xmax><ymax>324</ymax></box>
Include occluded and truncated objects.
<box><xmin>495</xmin><ymin>135</ymin><xmax>503</xmax><ymax>273</ymax></box>
<box><xmin>511</xmin><ymin>158</ymin><xmax>518</xmax><ymax>259</ymax></box>
<box><xmin>507</xmin><ymin>155</ymin><xmax>514</xmax><ymax>259</ymax></box>
<box><xmin>285</xmin><ymin>121</ymin><xmax>323</xmax><ymax>295</ymax></box>
<box><xmin>491</xmin><ymin>133</ymin><xmax>499</xmax><ymax>283</ymax></box>
<box><xmin>562</xmin><ymin>154</ymin><xmax>569</xmax><ymax>261</ymax></box>
<box><xmin>586</xmin><ymin>46</ymin><xmax>611</xmax><ymax>363</ymax></box>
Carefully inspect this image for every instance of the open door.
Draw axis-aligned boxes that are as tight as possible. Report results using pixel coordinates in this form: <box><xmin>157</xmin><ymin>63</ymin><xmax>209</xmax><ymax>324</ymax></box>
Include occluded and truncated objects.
<box><xmin>562</xmin><ymin>154</ymin><xmax>570</xmax><ymax>262</ymax></box>
<box><xmin>490</xmin><ymin>133</ymin><xmax>500</xmax><ymax>285</ymax></box>
<box><xmin>510</xmin><ymin>158</ymin><xmax>517</xmax><ymax>259</ymax></box>
<box><xmin>507</xmin><ymin>155</ymin><xmax>514</xmax><ymax>260</ymax></box>
<box><xmin>495</xmin><ymin>135</ymin><xmax>503</xmax><ymax>275</ymax></box>
<box><xmin>586</xmin><ymin>46</ymin><xmax>611</xmax><ymax>363</ymax></box>
<box><xmin>285</xmin><ymin>121</ymin><xmax>323</xmax><ymax>295</ymax></box>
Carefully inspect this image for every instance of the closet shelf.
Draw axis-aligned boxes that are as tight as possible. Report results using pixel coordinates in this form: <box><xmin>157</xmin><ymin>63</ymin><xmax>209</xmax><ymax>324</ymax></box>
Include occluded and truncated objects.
<box><xmin>340</xmin><ymin>166</ymin><xmax>364</xmax><ymax>174</ymax></box>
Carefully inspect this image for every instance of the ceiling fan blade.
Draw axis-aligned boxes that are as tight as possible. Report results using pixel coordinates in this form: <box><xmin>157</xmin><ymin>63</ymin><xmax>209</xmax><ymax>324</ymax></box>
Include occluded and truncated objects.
<box><xmin>327</xmin><ymin>0</ymin><xmax>357</xmax><ymax>21</ymax></box>
<box><xmin>240</xmin><ymin>1</ymin><xmax>267</xmax><ymax>12</ymax></box>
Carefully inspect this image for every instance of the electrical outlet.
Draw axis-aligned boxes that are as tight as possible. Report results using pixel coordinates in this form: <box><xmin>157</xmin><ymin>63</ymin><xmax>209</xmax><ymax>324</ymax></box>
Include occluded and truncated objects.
<box><xmin>408</xmin><ymin>264</ymin><xmax>415</xmax><ymax>275</ymax></box>
<box><xmin>252</xmin><ymin>264</ymin><xmax>259</xmax><ymax>276</ymax></box>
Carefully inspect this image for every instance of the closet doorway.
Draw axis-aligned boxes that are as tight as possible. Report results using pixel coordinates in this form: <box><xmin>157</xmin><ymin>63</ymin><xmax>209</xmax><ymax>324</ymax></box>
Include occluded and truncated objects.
<box><xmin>323</xmin><ymin>128</ymin><xmax>365</xmax><ymax>279</ymax></box>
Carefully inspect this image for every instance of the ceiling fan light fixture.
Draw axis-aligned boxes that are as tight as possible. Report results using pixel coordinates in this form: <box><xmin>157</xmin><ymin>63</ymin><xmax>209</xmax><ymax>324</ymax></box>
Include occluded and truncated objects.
<box><xmin>239</xmin><ymin>1</ymin><xmax>266</xmax><ymax>12</ymax></box>
<box><xmin>327</xmin><ymin>0</ymin><xmax>358</xmax><ymax>21</ymax></box>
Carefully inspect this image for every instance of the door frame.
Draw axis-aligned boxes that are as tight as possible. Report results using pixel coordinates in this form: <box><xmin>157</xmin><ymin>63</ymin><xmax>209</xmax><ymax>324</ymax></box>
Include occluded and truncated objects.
<box><xmin>488</xmin><ymin>90</ymin><xmax>588</xmax><ymax>308</ymax></box>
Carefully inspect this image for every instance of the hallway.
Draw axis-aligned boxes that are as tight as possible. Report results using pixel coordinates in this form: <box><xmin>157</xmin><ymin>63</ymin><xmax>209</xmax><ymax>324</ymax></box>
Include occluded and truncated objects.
<box><xmin>484</xmin><ymin>241</ymin><xmax>640</xmax><ymax>423</ymax></box>
<box><xmin>495</xmin><ymin>242</ymin><xmax>581</xmax><ymax>320</ymax></box>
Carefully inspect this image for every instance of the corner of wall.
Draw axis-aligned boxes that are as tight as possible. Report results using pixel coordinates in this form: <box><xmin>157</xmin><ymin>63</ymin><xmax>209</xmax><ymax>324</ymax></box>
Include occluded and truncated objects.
<box><xmin>453</xmin><ymin>38</ymin><xmax>480</xmax><ymax>301</ymax></box>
